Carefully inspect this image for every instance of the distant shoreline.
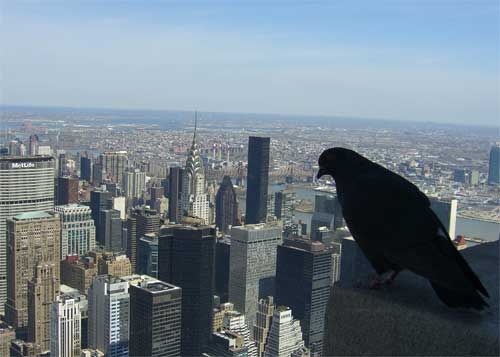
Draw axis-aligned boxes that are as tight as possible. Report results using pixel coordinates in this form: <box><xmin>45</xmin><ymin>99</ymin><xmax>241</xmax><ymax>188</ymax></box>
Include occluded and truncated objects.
<box><xmin>457</xmin><ymin>213</ymin><xmax>500</xmax><ymax>225</ymax></box>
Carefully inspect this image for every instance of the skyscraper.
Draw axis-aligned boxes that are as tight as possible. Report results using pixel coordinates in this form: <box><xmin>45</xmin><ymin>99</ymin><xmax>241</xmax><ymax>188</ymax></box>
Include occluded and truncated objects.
<box><xmin>5</xmin><ymin>211</ymin><xmax>60</xmax><ymax>330</ymax></box>
<box><xmin>158</xmin><ymin>225</ymin><xmax>216</xmax><ymax>356</ymax></box>
<box><xmin>229</xmin><ymin>223</ymin><xmax>282</xmax><ymax>332</ymax></box>
<box><xmin>0</xmin><ymin>156</ymin><xmax>55</xmax><ymax>315</ymax></box>
<box><xmin>99</xmin><ymin>209</ymin><xmax>122</xmax><ymax>252</ymax></box>
<box><xmin>129</xmin><ymin>280</ymin><xmax>182</xmax><ymax>357</ymax></box>
<box><xmin>55</xmin><ymin>204</ymin><xmax>96</xmax><ymax>259</ymax></box>
<box><xmin>430</xmin><ymin>198</ymin><xmax>458</xmax><ymax>240</ymax></box>
<box><xmin>57</xmin><ymin>176</ymin><xmax>79</xmax><ymax>205</ymax></box>
<box><xmin>245</xmin><ymin>136</ymin><xmax>270</xmax><ymax>224</ymax></box>
<box><xmin>263</xmin><ymin>306</ymin><xmax>307</xmax><ymax>357</ymax></box>
<box><xmin>90</xmin><ymin>190</ymin><xmax>112</xmax><ymax>244</ymax></box>
<box><xmin>0</xmin><ymin>321</ymin><xmax>15</xmax><ymax>357</ymax></box>
<box><xmin>136</xmin><ymin>208</ymin><xmax>161</xmax><ymax>238</ymax></box>
<box><xmin>51</xmin><ymin>294</ymin><xmax>82</xmax><ymax>357</ymax></box>
<box><xmin>168</xmin><ymin>166</ymin><xmax>183</xmax><ymax>223</ymax></box>
<box><xmin>488</xmin><ymin>144</ymin><xmax>500</xmax><ymax>185</ymax></box>
<box><xmin>216</xmin><ymin>175</ymin><xmax>239</xmax><ymax>234</ymax></box>
<box><xmin>138</xmin><ymin>233</ymin><xmax>159</xmax><ymax>278</ymax></box>
<box><xmin>275</xmin><ymin>238</ymin><xmax>332</xmax><ymax>355</ymax></box>
<box><xmin>274</xmin><ymin>190</ymin><xmax>296</xmax><ymax>228</ymax></box>
<box><xmin>27</xmin><ymin>264</ymin><xmax>60</xmax><ymax>353</ymax></box>
<box><xmin>126</xmin><ymin>216</ymin><xmax>138</xmax><ymax>272</ymax></box>
<box><xmin>180</xmin><ymin>118</ymin><xmax>210</xmax><ymax>223</ymax></box>
<box><xmin>80</xmin><ymin>155</ymin><xmax>92</xmax><ymax>182</ymax></box>
<box><xmin>122</xmin><ymin>168</ymin><xmax>146</xmax><ymax>199</ymax></box>
<box><xmin>28</xmin><ymin>134</ymin><xmax>39</xmax><ymax>156</ymax></box>
<box><xmin>59</xmin><ymin>284</ymin><xmax>88</xmax><ymax>350</ymax></box>
<box><xmin>311</xmin><ymin>195</ymin><xmax>335</xmax><ymax>234</ymax></box>
<box><xmin>99</xmin><ymin>151</ymin><xmax>128</xmax><ymax>185</ymax></box>
<box><xmin>215</xmin><ymin>237</ymin><xmax>231</xmax><ymax>303</ymax></box>
<box><xmin>88</xmin><ymin>275</ymin><xmax>129</xmax><ymax>357</ymax></box>
<box><xmin>254</xmin><ymin>296</ymin><xmax>275</xmax><ymax>357</ymax></box>
<box><xmin>127</xmin><ymin>208</ymin><xmax>161</xmax><ymax>273</ymax></box>
<box><xmin>92</xmin><ymin>162</ymin><xmax>104</xmax><ymax>186</ymax></box>
<box><xmin>222</xmin><ymin>310</ymin><xmax>258</xmax><ymax>357</ymax></box>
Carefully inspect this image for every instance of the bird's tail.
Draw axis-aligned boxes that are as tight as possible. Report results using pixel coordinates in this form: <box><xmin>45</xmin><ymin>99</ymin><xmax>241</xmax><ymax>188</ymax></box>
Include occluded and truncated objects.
<box><xmin>431</xmin><ymin>282</ymin><xmax>489</xmax><ymax>311</ymax></box>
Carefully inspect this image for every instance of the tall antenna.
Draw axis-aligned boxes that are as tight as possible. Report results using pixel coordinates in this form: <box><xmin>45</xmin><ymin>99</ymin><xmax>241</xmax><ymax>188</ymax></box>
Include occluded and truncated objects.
<box><xmin>192</xmin><ymin>111</ymin><xmax>198</xmax><ymax>144</ymax></box>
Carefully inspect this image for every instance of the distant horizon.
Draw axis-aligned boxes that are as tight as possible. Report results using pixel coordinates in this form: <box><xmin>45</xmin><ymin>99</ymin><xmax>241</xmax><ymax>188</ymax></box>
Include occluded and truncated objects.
<box><xmin>2</xmin><ymin>103</ymin><xmax>499</xmax><ymax>131</ymax></box>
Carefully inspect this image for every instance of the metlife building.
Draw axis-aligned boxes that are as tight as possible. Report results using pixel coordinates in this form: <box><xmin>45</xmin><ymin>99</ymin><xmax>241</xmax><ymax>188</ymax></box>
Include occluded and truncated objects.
<box><xmin>0</xmin><ymin>156</ymin><xmax>55</xmax><ymax>315</ymax></box>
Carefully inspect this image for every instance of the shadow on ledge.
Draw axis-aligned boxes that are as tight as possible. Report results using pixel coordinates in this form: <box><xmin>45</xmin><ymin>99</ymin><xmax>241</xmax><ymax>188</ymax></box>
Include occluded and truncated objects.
<box><xmin>324</xmin><ymin>241</ymin><xmax>499</xmax><ymax>356</ymax></box>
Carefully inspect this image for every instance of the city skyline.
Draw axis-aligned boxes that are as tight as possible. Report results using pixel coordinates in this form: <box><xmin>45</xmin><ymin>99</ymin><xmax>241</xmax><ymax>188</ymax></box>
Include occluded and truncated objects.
<box><xmin>0</xmin><ymin>1</ymin><xmax>498</xmax><ymax>354</ymax></box>
<box><xmin>2</xmin><ymin>1</ymin><xmax>499</xmax><ymax>125</ymax></box>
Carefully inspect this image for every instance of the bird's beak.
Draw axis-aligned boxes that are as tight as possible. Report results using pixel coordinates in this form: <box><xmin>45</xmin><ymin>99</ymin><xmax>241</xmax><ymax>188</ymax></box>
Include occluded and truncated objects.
<box><xmin>317</xmin><ymin>167</ymin><xmax>327</xmax><ymax>179</ymax></box>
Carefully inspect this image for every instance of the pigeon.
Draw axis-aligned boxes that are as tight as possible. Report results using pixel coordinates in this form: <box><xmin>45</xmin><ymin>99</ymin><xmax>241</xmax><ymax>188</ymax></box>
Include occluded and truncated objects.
<box><xmin>317</xmin><ymin>147</ymin><xmax>489</xmax><ymax>310</ymax></box>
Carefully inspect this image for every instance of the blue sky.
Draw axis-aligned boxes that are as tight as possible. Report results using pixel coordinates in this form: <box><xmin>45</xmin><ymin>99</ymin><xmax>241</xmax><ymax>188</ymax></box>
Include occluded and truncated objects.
<box><xmin>1</xmin><ymin>0</ymin><xmax>498</xmax><ymax>125</ymax></box>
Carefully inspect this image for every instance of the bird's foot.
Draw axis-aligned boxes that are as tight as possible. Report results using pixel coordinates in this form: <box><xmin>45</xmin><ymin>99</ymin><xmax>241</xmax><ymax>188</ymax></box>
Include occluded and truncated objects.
<box><xmin>354</xmin><ymin>272</ymin><xmax>399</xmax><ymax>290</ymax></box>
<box><xmin>352</xmin><ymin>275</ymin><xmax>382</xmax><ymax>289</ymax></box>
<box><xmin>369</xmin><ymin>275</ymin><xmax>382</xmax><ymax>289</ymax></box>
<box><xmin>381</xmin><ymin>270</ymin><xmax>400</xmax><ymax>285</ymax></box>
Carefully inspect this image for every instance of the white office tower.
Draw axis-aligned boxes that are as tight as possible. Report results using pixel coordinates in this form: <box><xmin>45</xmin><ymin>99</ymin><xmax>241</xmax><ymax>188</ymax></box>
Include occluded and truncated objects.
<box><xmin>229</xmin><ymin>223</ymin><xmax>282</xmax><ymax>333</ymax></box>
<box><xmin>331</xmin><ymin>253</ymin><xmax>341</xmax><ymax>284</ymax></box>
<box><xmin>54</xmin><ymin>204</ymin><xmax>96</xmax><ymax>259</ymax></box>
<box><xmin>430</xmin><ymin>198</ymin><xmax>458</xmax><ymax>239</ymax></box>
<box><xmin>51</xmin><ymin>295</ymin><xmax>82</xmax><ymax>357</ymax></box>
<box><xmin>223</xmin><ymin>310</ymin><xmax>258</xmax><ymax>357</ymax></box>
<box><xmin>88</xmin><ymin>276</ymin><xmax>129</xmax><ymax>357</ymax></box>
<box><xmin>123</xmin><ymin>169</ymin><xmax>146</xmax><ymax>199</ymax></box>
<box><xmin>0</xmin><ymin>156</ymin><xmax>55</xmax><ymax>315</ymax></box>
<box><xmin>180</xmin><ymin>116</ymin><xmax>210</xmax><ymax>223</ymax></box>
<box><xmin>264</xmin><ymin>306</ymin><xmax>307</xmax><ymax>357</ymax></box>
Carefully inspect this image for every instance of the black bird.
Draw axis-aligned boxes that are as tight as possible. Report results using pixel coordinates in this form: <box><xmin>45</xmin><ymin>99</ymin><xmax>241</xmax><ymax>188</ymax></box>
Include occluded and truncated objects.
<box><xmin>317</xmin><ymin>147</ymin><xmax>489</xmax><ymax>310</ymax></box>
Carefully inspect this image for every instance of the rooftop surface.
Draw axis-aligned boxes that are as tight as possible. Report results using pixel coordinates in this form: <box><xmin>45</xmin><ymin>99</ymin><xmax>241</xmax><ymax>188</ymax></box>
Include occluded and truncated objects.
<box><xmin>12</xmin><ymin>211</ymin><xmax>54</xmax><ymax>220</ymax></box>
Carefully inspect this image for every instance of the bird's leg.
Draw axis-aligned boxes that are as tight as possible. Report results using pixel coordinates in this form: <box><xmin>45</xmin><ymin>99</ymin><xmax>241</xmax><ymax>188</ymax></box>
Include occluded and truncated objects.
<box><xmin>382</xmin><ymin>270</ymin><xmax>400</xmax><ymax>285</ymax></box>
<box><xmin>369</xmin><ymin>274</ymin><xmax>382</xmax><ymax>289</ymax></box>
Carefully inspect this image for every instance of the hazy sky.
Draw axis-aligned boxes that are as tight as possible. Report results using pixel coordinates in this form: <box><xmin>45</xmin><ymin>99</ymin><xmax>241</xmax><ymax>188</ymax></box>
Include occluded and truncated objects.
<box><xmin>1</xmin><ymin>1</ymin><xmax>499</xmax><ymax>125</ymax></box>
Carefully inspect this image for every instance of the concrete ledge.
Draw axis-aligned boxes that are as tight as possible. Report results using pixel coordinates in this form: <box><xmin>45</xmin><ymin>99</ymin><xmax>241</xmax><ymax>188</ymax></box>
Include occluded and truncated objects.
<box><xmin>324</xmin><ymin>241</ymin><xmax>499</xmax><ymax>356</ymax></box>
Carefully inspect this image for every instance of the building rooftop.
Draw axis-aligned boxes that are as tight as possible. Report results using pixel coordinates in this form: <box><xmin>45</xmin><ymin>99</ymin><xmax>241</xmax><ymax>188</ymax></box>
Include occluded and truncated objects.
<box><xmin>276</xmin><ymin>305</ymin><xmax>291</xmax><ymax>313</ymax></box>
<box><xmin>283</xmin><ymin>237</ymin><xmax>326</xmax><ymax>253</ymax></box>
<box><xmin>0</xmin><ymin>320</ymin><xmax>14</xmax><ymax>332</ymax></box>
<box><xmin>12</xmin><ymin>211</ymin><xmax>55</xmax><ymax>220</ymax></box>
<box><xmin>139</xmin><ymin>280</ymin><xmax>181</xmax><ymax>294</ymax></box>
<box><xmin>0</xmin><ymin>155</ymin><xmax>54</xmax><ymax>162</ymax></box>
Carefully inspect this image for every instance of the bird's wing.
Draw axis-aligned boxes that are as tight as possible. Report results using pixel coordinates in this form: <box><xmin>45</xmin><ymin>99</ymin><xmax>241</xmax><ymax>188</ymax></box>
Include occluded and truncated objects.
<box><xmin>341</xmin><ymin>168</ymin><xmax>488</xmax><ymax>298</ymax></box>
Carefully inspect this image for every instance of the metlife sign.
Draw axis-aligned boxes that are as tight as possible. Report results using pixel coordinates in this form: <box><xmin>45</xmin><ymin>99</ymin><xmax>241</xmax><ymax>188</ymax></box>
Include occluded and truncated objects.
<box><xmin>11</xmin><ymin>162</ymin><xmax>35</xmax><ymax>169</ymax></box>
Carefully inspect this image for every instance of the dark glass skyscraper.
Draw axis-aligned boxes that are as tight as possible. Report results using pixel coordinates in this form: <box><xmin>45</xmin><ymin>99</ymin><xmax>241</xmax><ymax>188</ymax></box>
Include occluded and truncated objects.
<box><xmin>158</xmin><ymin>225</ymin><xmax>216</xmax><ymax>357</ymax></box>
<box><xmin>275</xmin><ymin>238</ymin><xmax>332</xmax><ymax>356</ymax></box>
<box><xmin>245</xmin><ymin>136</ymin><xmax>270</xmax><ymax>224</ymax></box>
<box><xmin>56</xmin><ymin>176</ymin><xmax>79</xmax><ymax>205</ymax></box>
<box><xmin>216</xmin><ymin>175</ymin><xmax>239</xmax><ymax>234</ymax></box>
<box><xmin>129</xmin><ymin>280</ymin><xmax>182</xmax><ymax>357</ymax></box>
<box><xmin>168</xmin><ymin>166</ymin><xmax>183</xmax><ymax>223</ymax></box>
<box><xmin>90</xmin><ymin>190</ymin><xmax>112</xmax><ymax>245</ymax></box>
<box><xmin>488</xmin><ymin>145</ymin><xmax>500</xmax><ymax>185</ymax></box>
<box><xmin>99</xmin><ymin>209</ymin><xmax>122</xmax><ymax>252</ymax></box>
<box><xmin>80</xmin><ymin>156</ymin><xmax>92</xmax><ymax>182</ymax></box>
<box><xmin>215</xmin><ymin>237</ymin><xmax>231</xmax><ymax>303</ymax></box>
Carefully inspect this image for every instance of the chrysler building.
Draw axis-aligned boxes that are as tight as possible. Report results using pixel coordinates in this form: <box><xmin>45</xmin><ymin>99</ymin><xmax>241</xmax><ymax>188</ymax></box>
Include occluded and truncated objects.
<box><xmin>180</xmin><ymin>114</ymin><xmax>210</xmax><ymax>223</ymax></box>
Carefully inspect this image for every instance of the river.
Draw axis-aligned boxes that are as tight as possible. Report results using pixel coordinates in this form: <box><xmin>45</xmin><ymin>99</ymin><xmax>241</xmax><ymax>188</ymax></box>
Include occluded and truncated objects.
<box><xmin>270</xmin><ymin>183</ymin><xmax>500</xmax><ymax>242</ymax></box>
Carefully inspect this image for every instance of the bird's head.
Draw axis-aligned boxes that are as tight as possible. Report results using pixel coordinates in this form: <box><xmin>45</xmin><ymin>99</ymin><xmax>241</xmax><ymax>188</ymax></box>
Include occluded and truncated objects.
<box><xmin>317</xmin><ymin>147</ymin><xmax>368</xmax><ymax>180</ymax></box>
